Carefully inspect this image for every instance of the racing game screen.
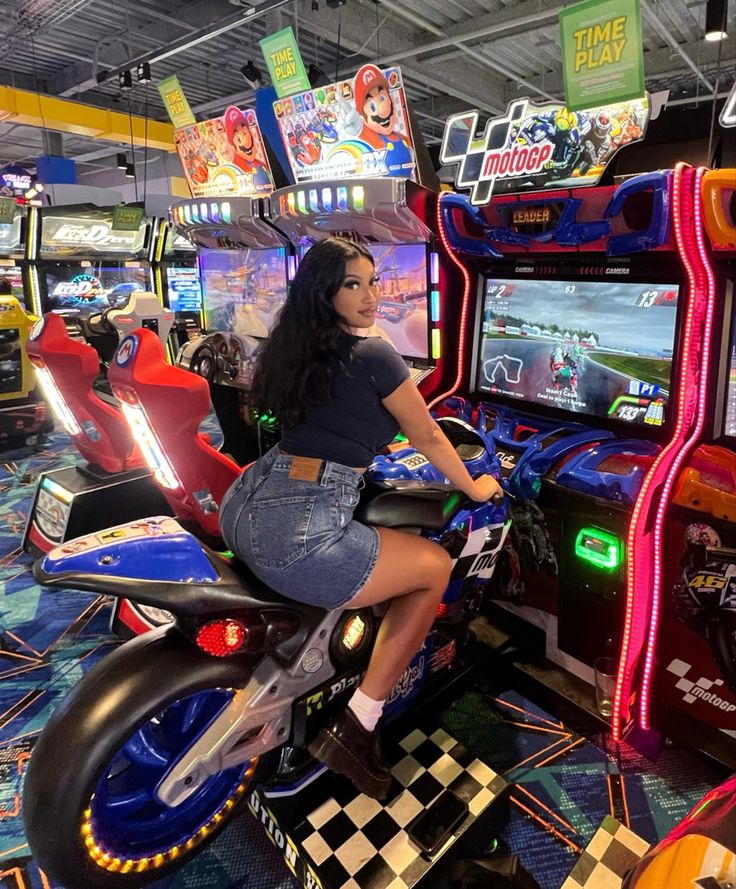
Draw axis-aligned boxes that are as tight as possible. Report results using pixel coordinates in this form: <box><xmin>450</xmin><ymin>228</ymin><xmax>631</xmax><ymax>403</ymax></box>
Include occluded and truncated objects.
<box><xmin>476</xmin><ymin>277</ymin><xmax>680</xmax><ymax>428</ymax></box>
<box><xmin>167</xmin><ymin>264</ymin><xmax>202</xmax><ymax>313</ymax></box>
<box><xmin>0</xmin><ymin>266</ymin><xmax>24</xmax><ymax>302</ymax></box>
<box><xmin>200</xmin><ymin>248</ymin><xmax>287</xmax><ymax>338</ymax></box>
<box><xmin>365</xmin><ymin>244</ymin><xmax>428</xmax><ymax>360</ymax></box>
<box><xmin>724</xmin><ymin>309</ymin><xmax>736</xmax><ymax>438</ymax></box>
<box><xmin>43</xmin><ymin>263</ymin><xmax>150</xmax><ymax>316</ymax></box>
<box><xmin>0</xmin><ymin>327</ymin><xmax>21</xmax><ymax>394</ymax></box>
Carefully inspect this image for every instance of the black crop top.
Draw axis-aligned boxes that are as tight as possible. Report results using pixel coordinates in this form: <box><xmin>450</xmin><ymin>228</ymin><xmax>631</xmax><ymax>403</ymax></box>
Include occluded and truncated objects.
<box><xmin>280</xmin><ymin>332</ymin><xmax>410</xmax><ymax>467</ymax></box>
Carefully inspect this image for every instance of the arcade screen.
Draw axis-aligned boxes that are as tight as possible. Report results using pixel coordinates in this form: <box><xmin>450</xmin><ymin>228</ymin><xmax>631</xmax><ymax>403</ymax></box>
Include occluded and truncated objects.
<box><xmin>476</xmin><ymin>277</ymin><xmax>680</xmax><ymax>428</ymax></box>
<box><xmin>200</xmin><ymin>247</ymin><xmax>287</xmax><ymax>338</ymax></box>
<box><xmin>724</xmin><ymin>309</ymin><xmax>736</xmax><ymax>438</ymax></box>
<box><xmin>365</xmin><ymin>244</ymin><xmax>428</xmax><ymax>360</ymax></box>
<box><xmin>167</xmin><ymin>265</ymin><xmax>202</xmax><ymax>313</ymax></box>
<box><xmin>0</xmin><ymin>266</ymin><xmax>24</xmax><ymax>301</ymax></box>
<box><xmin>0</xmin><ymin>328</ymin><xmax>21</xmax><ymax>394</ymax></box>
<box><xmin>43</xmin><ymin>264</ymin><xmax>150</xmax><ymax>316</ymax></box>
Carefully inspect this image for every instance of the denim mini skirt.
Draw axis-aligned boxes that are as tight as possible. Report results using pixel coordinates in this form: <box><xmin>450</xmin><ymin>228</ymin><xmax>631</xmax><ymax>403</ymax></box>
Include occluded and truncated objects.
<box><xmin>219</xmin><ymin>446</ymin><xmax>379</xmax><ymax>609</ymax></box>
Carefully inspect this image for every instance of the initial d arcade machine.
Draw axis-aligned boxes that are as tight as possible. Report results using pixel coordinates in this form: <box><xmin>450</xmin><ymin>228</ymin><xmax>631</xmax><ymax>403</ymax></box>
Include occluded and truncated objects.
<box><xmin>170</xmin><ymin>196</ymin><xmax>292</xmax><ymax>465</ymax></box>
<box><xmin>437</xmin><ymin>97</ymin><xmax>714</xmax><ymax>724</ymax></box>
<box><xmin>152</xmin><ymin>219</ymin><xmax>203</xmax><ymax>353</ymax></box>
<box><xmin>29</xmin><ymin>203</ymin><xmax>155</xmax><ymax>328</ymax></box>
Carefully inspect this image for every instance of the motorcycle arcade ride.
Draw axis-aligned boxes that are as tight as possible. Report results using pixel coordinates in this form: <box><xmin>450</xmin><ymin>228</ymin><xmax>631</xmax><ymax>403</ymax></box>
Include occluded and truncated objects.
<box><xmin>22</xmin><ymin>293</ymin><xmax>174</xmax><ymax>556</ymax></box>
<box><xmin>437</xmin><ymin>163</ymin><xmax>705</xmax><ymax>709</ymax></box>
<box><xmin>23</xmin><ymin>416</ymin><xmax>510</xmax><ymax>889</ymax></box>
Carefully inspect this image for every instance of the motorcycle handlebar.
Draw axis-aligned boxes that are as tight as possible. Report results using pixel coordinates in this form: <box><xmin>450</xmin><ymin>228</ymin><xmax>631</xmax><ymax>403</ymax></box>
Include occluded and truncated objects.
<box><xmin>705</xmin><ymin>545</ymin><xmax>736</xmax><ymax>563</ymax></box>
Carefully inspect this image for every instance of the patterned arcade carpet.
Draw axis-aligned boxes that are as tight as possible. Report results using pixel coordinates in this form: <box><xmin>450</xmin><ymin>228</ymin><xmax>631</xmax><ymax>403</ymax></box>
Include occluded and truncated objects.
<box><xmin>0</xmin><ymin>429</ymin><xmax>727</xmax><ymax>889</ymax></box>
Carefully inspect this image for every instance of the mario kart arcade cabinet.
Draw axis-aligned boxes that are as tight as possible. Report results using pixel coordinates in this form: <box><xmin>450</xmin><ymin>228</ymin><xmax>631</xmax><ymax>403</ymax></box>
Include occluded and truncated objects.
<box><xmin>169</xmin><ymin>102</ymin><xmax>292</xmax><ymax>465</ymax></box>
<box><xmin>632</xmin><ymin>168</ymin><xmax>736</xmax><ymax>767</ymax></box>
<box><xmin>437</xmin><ymin>96</ymin><xmax>714</xmax><ymax>716</ymax></box>
<box><xmin>152</xmin><ymin>218</ymin><xmax>204</xmax><ymax>353</ymax></box>
<box><xmin>268</xmin><ymin>63</ymin><xmax>466</xmax><ymax>409</ymax></box>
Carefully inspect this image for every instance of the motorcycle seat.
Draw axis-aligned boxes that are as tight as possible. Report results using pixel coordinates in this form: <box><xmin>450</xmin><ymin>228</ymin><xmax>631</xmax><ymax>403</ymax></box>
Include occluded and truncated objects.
<box><xmin>357</xmin><ymin>482</ymin><xmax>472</xmax><ymax>531</ymax></box>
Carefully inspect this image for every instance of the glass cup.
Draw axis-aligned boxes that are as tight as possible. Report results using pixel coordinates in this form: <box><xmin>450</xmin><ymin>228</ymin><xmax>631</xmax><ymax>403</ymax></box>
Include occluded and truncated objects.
<box><xmin>593</xmin><ymin>657</ymin><xmax>617</xmax><ymax>719</ymax></box>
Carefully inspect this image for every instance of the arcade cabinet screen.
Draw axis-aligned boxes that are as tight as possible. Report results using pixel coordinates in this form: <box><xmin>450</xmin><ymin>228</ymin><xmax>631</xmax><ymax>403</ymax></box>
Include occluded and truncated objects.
<box><xmin>365</xmin><ymin>244</ymin><xmax>429</xmax><ymax>361</ymax></box>
<box><xmin>43</xmin><ymin>265</ymin><xmax>150</xmax><ymax>316</ymax></box>
<box><xmin>724</xmin><ymin>310</ymin><xmax>736</xmax><ymax>438</ymax></box>
<box><xmin>200</xmin><ymin>248</ymin><xmax>287</xmax><ymax>338</ymax></box>
<box><xmin>0</xmin><ymin>266</ymin><xmax>24</xmax><ymax>301</ymax></box>
<box><xmin>0</xmin><ymin>328</ymin><xmax>21</xmax><ymax>394</ymax></box>
<box><xmin>167</xmin><ymin>265</ymin><xmax>202</xmax><ymax>313</ymax></box>
<box><xmin>476</xmin><ymin>277</ymin><xmax>680</xmax><ymax>428</ymax></box>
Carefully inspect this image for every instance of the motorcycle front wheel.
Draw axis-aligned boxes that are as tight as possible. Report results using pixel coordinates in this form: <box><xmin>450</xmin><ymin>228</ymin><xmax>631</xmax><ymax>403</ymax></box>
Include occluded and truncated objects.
<box><xmin>23</xmin><ymin>630</ymin><xmax>275</xmax><ymax>888</ymax></box>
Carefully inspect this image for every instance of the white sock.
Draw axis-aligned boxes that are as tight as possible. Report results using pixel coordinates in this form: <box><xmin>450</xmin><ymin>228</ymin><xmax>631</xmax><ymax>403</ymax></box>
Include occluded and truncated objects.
<box><xmin>348</xmin><ymin>687</ymin><xmax>385</xmax><ymax>732</ymax></box>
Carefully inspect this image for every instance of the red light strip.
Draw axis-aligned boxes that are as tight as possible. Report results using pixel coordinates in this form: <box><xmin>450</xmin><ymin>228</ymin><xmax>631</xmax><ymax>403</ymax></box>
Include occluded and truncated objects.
<box><xmin>639</xmin><ymin>166</ymin><xmax>715</xmax><ymax>729</ymax></box>
<box><xmin>611</xmin><ymin>164</ymin><xmax>708</xmax><ymax>740</ymax></box>
<box><xmin>428</xmin><ymin>193</ymin><xmax>472</xmax><ymax>411</ymax></box>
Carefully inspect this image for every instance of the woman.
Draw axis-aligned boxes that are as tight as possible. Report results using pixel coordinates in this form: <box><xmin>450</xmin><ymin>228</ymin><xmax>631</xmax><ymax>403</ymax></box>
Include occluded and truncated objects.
<box><xmin>220</xmin><ymin>237</ymin><xmax>501</xmax><ymax>800</ymax></box>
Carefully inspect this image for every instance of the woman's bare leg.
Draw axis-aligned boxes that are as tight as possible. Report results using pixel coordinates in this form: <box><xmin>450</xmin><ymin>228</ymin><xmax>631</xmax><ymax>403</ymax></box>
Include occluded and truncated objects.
<box><xmin>347</xmin><ymin>526</ymin><xmax>453</xmax><ymax>700</ymax></box>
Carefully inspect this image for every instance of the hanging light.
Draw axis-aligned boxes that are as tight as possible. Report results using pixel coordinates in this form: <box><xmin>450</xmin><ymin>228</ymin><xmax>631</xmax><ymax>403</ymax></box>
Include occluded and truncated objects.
<box><xmin>705</xmin><ymin>0</ymin><xmax>728</xmax><ymax>40</ymax></box>
<box><xmin>116</xmin><ymin>153</ymin><xmax>128</xmax><ymax>169</ymax></box>
<box><xmin>119</xmin><ymin>70</ymin><xmax>133</xmax><ymax>90</ymax></box>
<box><xmin>124</xmin><ymin>163</ymin><xmax>135</xmax><ymax>178</ymax></box>
<box><xmin>240</xmin><ymin>61</ymin><xmax>262</xmax><ymax>89</ymax></box>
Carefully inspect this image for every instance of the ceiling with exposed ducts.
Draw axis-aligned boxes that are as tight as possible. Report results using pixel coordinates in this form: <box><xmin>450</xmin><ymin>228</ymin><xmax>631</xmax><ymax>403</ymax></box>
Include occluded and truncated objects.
<box><xmin>0</xmin><ymin>0</ymin><xmax>732</xmax><ymax>183</ymax></box>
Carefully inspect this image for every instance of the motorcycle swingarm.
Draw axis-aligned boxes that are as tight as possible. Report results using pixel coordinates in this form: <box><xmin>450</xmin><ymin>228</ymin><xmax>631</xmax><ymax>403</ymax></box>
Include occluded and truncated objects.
<box><xmin>156</xmin><ymin>610</ymin><xmax>343</xmax><ymax>807</ymax></box>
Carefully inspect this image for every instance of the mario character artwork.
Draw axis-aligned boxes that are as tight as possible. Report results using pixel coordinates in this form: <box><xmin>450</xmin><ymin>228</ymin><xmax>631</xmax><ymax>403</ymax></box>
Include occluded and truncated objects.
<box><xmin>352</xmin><ymin>64</ymin><xmax>415</xmax><ymax>178</ymax></box>
<box><xmin>223</xmin><ymin>106</ymin><xmax>272</xmax><ymax>189</ymax></box>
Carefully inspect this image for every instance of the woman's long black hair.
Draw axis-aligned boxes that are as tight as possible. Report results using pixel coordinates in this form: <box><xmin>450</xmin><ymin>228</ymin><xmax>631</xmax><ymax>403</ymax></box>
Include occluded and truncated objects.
<box><xmin>251</xmin><ymin>237</ymin><xmax>374</xmax><ymax>427</ymax></box>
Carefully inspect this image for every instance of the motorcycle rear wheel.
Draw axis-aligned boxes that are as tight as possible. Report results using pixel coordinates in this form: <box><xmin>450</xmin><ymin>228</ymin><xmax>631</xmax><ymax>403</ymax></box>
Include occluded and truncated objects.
<box><xmin>23</xmin><ymin>631</ymin><xmax>275</xmax><ymax>888</ymax></box>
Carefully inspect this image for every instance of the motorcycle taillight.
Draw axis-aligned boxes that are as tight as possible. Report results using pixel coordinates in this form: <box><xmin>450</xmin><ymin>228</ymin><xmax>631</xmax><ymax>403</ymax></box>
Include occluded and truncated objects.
<box><xmin>196</xmin><ymin>619</ymin><xmax>248</xmax><ymax>657</ymax></box>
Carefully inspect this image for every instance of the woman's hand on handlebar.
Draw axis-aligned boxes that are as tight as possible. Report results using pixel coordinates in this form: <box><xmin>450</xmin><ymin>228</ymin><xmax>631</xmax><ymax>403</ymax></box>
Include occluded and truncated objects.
<box><xmin>470</xmin><ymin>474</ymin><xmax>504</xmax><ymax>503</ymax></box>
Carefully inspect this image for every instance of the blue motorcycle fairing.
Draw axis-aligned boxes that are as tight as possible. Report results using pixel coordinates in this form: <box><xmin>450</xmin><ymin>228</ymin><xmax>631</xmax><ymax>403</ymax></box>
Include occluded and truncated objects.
<box><xmin>39</xmin><ymin>516</ymin><xmax>218</xmax><ymax>584</ymax></box>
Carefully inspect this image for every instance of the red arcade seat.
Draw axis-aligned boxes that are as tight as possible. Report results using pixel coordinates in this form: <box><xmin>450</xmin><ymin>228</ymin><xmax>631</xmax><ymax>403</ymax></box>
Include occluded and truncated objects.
<box><xmin>108</xmin><ymin>327</ymin><xmax>240</xmax><ymax>539</ymax></box>
<box><xmin>26</xmin><ymin>312</ymin><xmax>143</xmax><ymax>474</ymax></box>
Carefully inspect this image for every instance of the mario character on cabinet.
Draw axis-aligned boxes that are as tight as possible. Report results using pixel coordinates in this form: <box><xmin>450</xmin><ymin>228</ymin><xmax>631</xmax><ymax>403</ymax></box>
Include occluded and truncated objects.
<box><xmin>352</xmin><ymin>64</ymin><xmax>415</xmax><ymax>177</ymax></box>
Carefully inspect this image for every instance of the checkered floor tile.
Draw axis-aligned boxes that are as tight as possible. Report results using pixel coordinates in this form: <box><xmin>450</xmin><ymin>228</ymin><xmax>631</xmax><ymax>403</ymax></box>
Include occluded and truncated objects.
<box><xmin>561</xmin><ymin>816</ymin><xmax>649</xmax><ymax>889</ymax></box>
<box><xmin>291</xmin><ymin>727</ymin><xmax>507</xmax><ymax>889</ymax></box>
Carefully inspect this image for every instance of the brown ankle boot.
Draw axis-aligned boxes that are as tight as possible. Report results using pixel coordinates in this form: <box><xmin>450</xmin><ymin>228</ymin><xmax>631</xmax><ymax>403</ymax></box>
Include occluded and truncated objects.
<box><xmin>308</xmin><ymin>708</ymin><xmax>392</xmax><ymax>800</ymax></box>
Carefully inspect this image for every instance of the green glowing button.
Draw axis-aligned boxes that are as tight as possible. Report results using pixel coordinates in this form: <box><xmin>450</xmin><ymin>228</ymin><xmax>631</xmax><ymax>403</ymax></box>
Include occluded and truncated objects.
<box><xmin>574</xmin><ymin>527</ymin><xmax>622</xmax><ymax>571</ymax></box>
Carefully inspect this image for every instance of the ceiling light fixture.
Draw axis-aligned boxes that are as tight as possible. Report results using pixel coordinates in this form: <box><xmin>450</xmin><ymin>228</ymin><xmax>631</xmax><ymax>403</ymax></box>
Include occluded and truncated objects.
<box><xmin>705</xmin><ymin>0</ymin><xmax>728</xmax><ymax>41</ymax></box>
<box><xmin>136</xmin><ymin>62</ymin><xmax>152</xmax><ymax>83</ymax></box>
<box><xmin>116</xmin><ymin>152</ymin><xmax>128</xmax><ymax>169</ymax></box>
<box><xmin>124</xmin><ymin>163</ymin><xmax>135</xmax><ymax>178</ymax></box>
<box><xmin>119</xmin><ymin>70</ymin><xmax>133</xmax><ymax>90</ymax></box>
<box><xmin>240</xmin><ymin>60</ymin><xmax>262</xmax><ymax>89</ymax></box>
<box><xmin>308</xmin><ymin>63</ymin><xmax>327</xmax><ymax>87</ymax></box>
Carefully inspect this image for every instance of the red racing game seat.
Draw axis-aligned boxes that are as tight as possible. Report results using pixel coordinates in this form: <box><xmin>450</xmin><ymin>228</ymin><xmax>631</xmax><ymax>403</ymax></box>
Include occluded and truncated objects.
<box><xmin>26</xmin><ymin>312</ymin><xmax>143</xmax><ymax>474</ymax></box>
<box><xmin>108</xmin><ymin>327</ymin><xmax>241</xmax><ymax>539</ymax></box>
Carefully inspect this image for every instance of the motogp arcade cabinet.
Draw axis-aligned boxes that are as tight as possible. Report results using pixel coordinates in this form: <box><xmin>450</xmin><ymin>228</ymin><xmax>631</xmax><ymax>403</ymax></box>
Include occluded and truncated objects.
<box><xmin>22</xmin><ymin>293</ymin><xmax>174</xmax><ymax>556</ymax></box>
<box><xmin>171</xmin><ymin>196</ymin><xmax>294</xmax><ymax>464</ymax></box>
<box><xmin>642</xmin><ymin>168</ymin><xmax>736</xmax><ymax>766</ymax></box>
<box><xmin>28</xmin><ymin>203</ymin><xmax>156</xmax><ymax>332</ymax></box>
<box><xmin>437</xmin><ymin>165</ymin><xmax>706</xmax><ymax>697</ymax></box>
<box><xmin>268</xmin><ymin>178</ymin><xmax>464</xmax><ymax>406</ymax></box>
<box><xmin>152</xmin><ymin>218</ymin><xmax>204</xmax><ymax>353</ymax></box>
